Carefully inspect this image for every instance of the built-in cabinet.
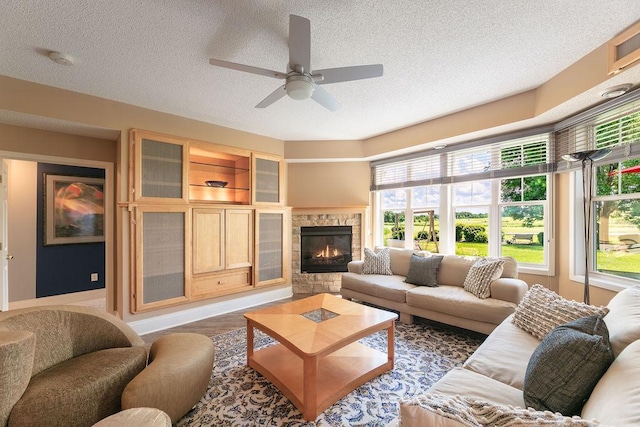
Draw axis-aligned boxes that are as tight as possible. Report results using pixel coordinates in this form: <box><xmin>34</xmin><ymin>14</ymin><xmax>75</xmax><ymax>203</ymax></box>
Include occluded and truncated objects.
<box><xmin>128</xmin><ymin>129</ymin><xmax>289</xmax><ymax>313</ymax></box>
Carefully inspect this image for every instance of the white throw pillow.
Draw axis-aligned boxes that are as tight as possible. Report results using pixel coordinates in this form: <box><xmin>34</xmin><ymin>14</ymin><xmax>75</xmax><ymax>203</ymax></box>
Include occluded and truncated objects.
<box><xmin>463</xmin><ymin>258</ymin><xmax>504</xmax><ymax>299</ymax></box>
<box><xmin>361</xmin><ymin>247</ymin><xmax>393</xmax><ymax>275</ymax></box>
<box><xmin>512</xmin><ymin>284</ymin><xmax>610</xmax><ymax>340</ymax></box>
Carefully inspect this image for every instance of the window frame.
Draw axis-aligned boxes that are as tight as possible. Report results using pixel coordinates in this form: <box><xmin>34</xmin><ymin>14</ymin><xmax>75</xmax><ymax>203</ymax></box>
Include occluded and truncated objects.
<box><xmin>567</xmin><ymin>170</ymin><xmax>639</xmax><ymax>292</ymax></box>
<box><xmin>373</xmin><ymin>172</ymin><xmax>553</xmax><ymax>276</ymax></box>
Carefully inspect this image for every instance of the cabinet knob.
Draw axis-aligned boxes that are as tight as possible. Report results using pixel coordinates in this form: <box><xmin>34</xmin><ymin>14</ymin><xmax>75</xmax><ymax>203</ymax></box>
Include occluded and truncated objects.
<box><xmin>218</xmin><ymin>280</ymin><xmax>222</xmax><ymax>285</ymax></box>
<box><xmin>6</xmin><ymin>255</ymin><xmax>14</xmax><ymax>260</ymax></box>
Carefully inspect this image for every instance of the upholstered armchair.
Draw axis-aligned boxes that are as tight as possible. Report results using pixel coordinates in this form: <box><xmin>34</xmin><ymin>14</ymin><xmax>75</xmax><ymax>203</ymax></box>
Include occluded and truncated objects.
<box><xmin>0</xmin><ymin>305</ymin><xmax>214</xmax><ymax>426</ymax></box>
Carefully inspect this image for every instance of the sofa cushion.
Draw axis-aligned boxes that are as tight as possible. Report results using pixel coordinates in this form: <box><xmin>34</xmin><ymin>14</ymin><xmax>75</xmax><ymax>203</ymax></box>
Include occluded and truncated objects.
<box><xmin>581</xmin><ymin>339</ymin><xmax>640</xmax><ymax>426</ymax></box>
<box><xmin>499</xmin><ymin>256</ymin><xmax>518</xmax><ymax>279</ymax></box>
<box><xmin>603</xmin><ymin>285</ymin><xmax>640</xmax><ymax>357</ymax></box>
<box><xmin>437</xmin><ymin>255</ymin><xmax>479</xmax><ymax>287</ymax></box>
<box><xmin>406</xmin><ymin>286</ymin><xmax>517</xmax><ymax>325</ymax></box>
<box><xmin>523</xmin><ymin>315</ymin><xmax>613</xmax><ymax>416</ymax></box>
<box><xmin>9</xmin><ymin>346</ymin><xmax>147</xmax><ymax>427</ymax></box>
<box><xmin>388</xmin><ymin>248</ymin><xmax>426</xmax><ymax>277</ymax></box>
<box><xmin>463</xmin><ymin>258</ymin><xmax>504</xmax><ymax>299</ymax></box>
<box><xmin>362</xmin><ymin>247</ymin><xmax>393</xmax><ymax>275</ymax></box>
<box><xmin>463</xmin><ymin>314</ymin><xmax>540</xmax><ymax>390</ymax></box>
<box><xmin>427</xmin><ymin>367</ymin><xmax>524</xmax><ymax>408</ymax></box>
<box><xmin>404</xmin><ymin>254</ymin><xmax>443</xmax><ymax>287</ymax></box>
<box><xmin>437</xmin><ymin>256</ymin><xmax>518</xmax><ymax>288</ymax></box>
<box><xmin>512</xmin><ymin>284</ymin><xmax>610</xmax><ymax>340</ymax></box>
<box><xmin>341</xmin><ymin>272</ymin><xmax>414</xmax><ymax>303</ymax></box>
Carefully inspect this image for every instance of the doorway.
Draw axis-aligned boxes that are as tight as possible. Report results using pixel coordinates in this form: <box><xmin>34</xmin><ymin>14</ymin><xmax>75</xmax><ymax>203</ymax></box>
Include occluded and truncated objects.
<box><xmin>0</xmin><ymin>154</ymin><xmax>114</xmax><ymax>313</ymax></box>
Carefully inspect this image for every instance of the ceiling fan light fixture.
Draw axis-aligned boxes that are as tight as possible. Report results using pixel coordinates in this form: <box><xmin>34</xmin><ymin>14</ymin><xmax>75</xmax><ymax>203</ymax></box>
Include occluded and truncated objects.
<box><xmin>286</xmin><ymin>76</ymin><xmax>314</xmax><ymax>100</ymax></box>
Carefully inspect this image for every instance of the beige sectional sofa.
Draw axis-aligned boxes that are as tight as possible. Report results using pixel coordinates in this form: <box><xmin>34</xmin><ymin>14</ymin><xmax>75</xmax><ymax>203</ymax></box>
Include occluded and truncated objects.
<box><xmin>398</xmin><ymin>285</ymin><xmax>640</xmax><ymax>426</ymax></box>
<box><xmin>340</xmin><ymin>248</ymin><xmax>529</xmax><ymax>334</ymax></box>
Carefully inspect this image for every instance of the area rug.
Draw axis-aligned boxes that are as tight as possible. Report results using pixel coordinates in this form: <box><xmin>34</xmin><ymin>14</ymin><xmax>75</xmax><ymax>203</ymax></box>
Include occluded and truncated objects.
<box><xmin>177</xmin><ymin>321</ymin><xmax>486</xmax><ymax>427</ymax></box>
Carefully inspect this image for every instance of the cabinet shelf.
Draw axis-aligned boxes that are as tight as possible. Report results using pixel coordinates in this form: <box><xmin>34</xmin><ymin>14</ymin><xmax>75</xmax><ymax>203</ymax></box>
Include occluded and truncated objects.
<box><xmin>189</xmin><ymin>161</ymin><xmax>249</xmax><ymax>173</ymax></box>
<box><xmin>190</xmin><ymin>184</ymin><xmax>250</xmax><ymax>190</ymax></box>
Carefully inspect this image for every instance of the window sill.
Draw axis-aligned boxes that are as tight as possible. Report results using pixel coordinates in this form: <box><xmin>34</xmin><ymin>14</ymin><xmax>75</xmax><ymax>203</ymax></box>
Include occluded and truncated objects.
<box><xmin>518</xmin><ymin>265</ymin><xmax>552</xmax><ymax>276</ymax></box>
<box><xmin>569</xmin><ymin>272</ymin><xmax>637</xmax><ymax>293</ymax></box>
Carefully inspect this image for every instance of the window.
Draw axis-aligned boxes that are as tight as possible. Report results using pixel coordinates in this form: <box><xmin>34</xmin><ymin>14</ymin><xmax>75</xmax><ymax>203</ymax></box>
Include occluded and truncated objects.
<box><xmin>500</xmin><ymin>175</ymin><xmax>547</xmax><ymax>265</ymax></box>
<box><xmin>592</xmin><ymin>158</ymin><xmax>640</xmax><ymax>282</ymax></box>
<box><xmin>559</xmin><ymin>92</ymin><xmax>640</xmax><ymax>289</ymax></box>
<box><xmin>373</xmin><ymin>131</ymin><xmax>552</xmax><ymax>272</ymax></box>
<box><xmin>452</xmin><ymin>181</ymin><xmax>491</xmax><ymax>257</ymax></box>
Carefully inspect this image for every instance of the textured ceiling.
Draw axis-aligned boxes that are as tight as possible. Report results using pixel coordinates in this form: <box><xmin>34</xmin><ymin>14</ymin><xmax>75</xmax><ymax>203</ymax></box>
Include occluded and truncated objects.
<box><xmin>1</xmin><ymin>1</ymin><xmax>640</xmax><ymax>142</ymax></box>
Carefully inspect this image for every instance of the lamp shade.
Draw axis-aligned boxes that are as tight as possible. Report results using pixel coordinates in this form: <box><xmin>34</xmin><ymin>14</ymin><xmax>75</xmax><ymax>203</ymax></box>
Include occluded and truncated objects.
<box><xmin>286</xmin><ymin>76</ymin><xmax>314</xmax><ymax>100</ymax></box>
<box><xmin>562</xmin><ymin>148</ymin><xmax>612</xmax><ymax>162</ymax></box>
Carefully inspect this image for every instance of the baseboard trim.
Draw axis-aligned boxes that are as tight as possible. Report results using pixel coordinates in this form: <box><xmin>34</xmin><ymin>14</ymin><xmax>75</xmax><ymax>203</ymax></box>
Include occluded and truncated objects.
<box><xmin>130</xmin><ymin>287</ymin><xmax>293</xmax><ymax>335</ymax></box>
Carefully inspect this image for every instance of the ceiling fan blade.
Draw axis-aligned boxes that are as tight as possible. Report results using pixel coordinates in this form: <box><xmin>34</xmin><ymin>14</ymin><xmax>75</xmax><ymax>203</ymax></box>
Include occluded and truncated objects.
<box><xmin>313</xmin><ymin>64</ymin><xmax>383</xmax><ymax>85</ymax></box>
<box><xmin>288</xmin><ymin>15</ymin><xmax>311</xmax><ymax>73</ymax></box>
<box><xmin>255</xmin><ymin>85</ymin><xmax>286</xmax><ymax>108</ymax></box>
<box><xmin>209</xmin><ymin>58</ymin><xmax>287</xmax><ymax>79</ymax></box>
<box><xmin>311</xmin><ymin>85</ymin><xmax>340</xmax><ymax>111</ymax></box>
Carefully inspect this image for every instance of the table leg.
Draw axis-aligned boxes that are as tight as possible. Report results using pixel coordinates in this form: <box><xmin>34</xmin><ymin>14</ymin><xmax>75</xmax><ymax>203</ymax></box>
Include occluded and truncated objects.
<box><xmin>246</xmin><ymin>321</ymin><xmax>254</xmax><ymax>365</ymax></box>
<box><xmin>387</xmin><ymin>321</ymin><xmax>395</xmax><ymax>368</ymax></box>
<box><xmin>302</xmin><ymin>355</ymin><xmax>318</xmax><ymax>421</ymax></box>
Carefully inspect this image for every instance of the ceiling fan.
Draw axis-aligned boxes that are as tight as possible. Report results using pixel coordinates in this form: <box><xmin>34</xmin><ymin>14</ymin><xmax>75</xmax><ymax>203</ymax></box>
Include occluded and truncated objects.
<box><xmin>208</xmin><ymin>15</ymin><xmax>383</xmax><ymax>111</ymax></box>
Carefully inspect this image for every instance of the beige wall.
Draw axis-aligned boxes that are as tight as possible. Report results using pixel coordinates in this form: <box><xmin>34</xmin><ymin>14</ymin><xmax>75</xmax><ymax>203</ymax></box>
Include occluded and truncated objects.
<box><xmin>287</xmin><ymin>162</ymin><xmax>370</xmax><ymax>208</ymax></box>
<box><xmin>0</xmin><ymin>123</ymin><xmax>117</xmax><ymax>161</ymax></box>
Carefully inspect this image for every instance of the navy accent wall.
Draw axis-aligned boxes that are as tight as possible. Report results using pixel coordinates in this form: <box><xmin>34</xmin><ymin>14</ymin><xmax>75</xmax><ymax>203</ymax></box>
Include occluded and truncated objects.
<box><xmin>36</xmin><ymin>163</ymin><xmax>106</xmax><ymax>297</ymax></box>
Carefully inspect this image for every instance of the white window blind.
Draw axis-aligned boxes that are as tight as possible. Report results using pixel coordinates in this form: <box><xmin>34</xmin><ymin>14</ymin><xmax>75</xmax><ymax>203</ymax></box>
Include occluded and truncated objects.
<box><xmin>555</xmin><ymin>88</ymin><xmax>640</xmax><ymax>171</ymax></box>
<box><xmin>371</xmin><ymin>127</ymin><xmax>554</xmax><ymax>191</ymax></box>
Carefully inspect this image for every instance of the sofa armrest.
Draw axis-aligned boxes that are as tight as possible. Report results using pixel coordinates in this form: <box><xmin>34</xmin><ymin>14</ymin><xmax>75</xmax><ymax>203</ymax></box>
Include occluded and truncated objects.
<box><xmin>490</xmin><ymin>278</ymin><xmax>528</xmax><ymax>305</ymax></box>
<box><xmin>122</xmin><ymin>333</ymin><xmax>214</xmax><ymax>423</ymax></box>
<box><xmin>347</xmin><ymin>260</ymin><xmax>364</xmax><ymax>274</ymax></box>
<box><xmin>0</xmin><ymin>330</ymin><xmax>36</xmax><ymax>426</ymax></box>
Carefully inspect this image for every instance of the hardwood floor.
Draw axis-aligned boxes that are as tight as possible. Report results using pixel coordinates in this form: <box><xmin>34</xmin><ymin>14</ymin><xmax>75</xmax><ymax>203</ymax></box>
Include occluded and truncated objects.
<box><xmin>140</xmin><ymin>294</ymin><xmax>320</xmax><ymax>348</ymax></box>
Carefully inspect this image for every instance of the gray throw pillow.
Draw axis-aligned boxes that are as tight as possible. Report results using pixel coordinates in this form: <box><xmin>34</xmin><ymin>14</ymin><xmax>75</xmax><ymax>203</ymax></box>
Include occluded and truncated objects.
<box><xmin>404</xmin><ymin>254</ymin><xmax>444</xmax><ymax>287</ymax></box>
<box><xmin>524</xmin><ymin>315</ymin><xmax>614</xmax><ymax>416</ymax></box>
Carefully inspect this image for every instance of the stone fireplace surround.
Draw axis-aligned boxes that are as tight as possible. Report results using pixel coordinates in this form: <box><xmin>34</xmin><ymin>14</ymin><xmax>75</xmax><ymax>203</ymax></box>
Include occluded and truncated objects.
<box><xmin>292</xmin><ymin>208</ymin><xmax>366</xmax><ymax>294</ymax></box>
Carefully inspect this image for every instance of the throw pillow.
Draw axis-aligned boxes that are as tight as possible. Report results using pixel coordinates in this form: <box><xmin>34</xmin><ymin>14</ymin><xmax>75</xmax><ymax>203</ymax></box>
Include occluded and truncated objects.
<box><xmin>361</xmin><ymin>247</ymin><xmax>392</xmax><ymax>275</ymax></box>
<box><xmin>512</xmin><ymin>284</ymin><xmax>610</xmax><ymax>340</ymax></box>
<box><xmin>462</xmin><ymin>257</ymin><xmax>504</xmax><ymax>299</ymax></box>
<box><xmin>404</xmin><ymin>254</ymin><xmax>444</xmax><ymax>287</ymax></box>
<box><xmin>524</xmin><ymin>315</ymin><xmax>614</xmax><ymax>416</ymax></box>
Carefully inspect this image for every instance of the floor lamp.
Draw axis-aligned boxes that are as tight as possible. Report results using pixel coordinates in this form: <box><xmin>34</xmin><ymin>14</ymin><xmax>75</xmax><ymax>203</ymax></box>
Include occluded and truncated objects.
<box><xmin>562</xmin><ymin>148</ymin><xmax>611</xmax><ymax>305</ymax></box>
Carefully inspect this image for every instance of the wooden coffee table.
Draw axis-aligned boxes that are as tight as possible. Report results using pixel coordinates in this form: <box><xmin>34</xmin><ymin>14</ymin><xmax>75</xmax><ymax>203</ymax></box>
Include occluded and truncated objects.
<box><xmin>244</xmin><ymin>293</ymin><xmax>397</xmax><ymax>421</ymax></box>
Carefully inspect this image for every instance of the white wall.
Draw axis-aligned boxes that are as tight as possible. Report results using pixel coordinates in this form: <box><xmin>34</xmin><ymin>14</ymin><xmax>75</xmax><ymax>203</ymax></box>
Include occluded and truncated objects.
<box><xmin>7</xmin><ymin>159</ymin><xmax>37</xmax><ymax>301</ymax></box>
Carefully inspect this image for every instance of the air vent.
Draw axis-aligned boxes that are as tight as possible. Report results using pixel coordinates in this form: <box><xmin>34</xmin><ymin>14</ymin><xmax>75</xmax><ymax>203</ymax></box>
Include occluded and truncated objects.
<box><xmin>609</xmin><ymin>21</ymin><xmax>640</xmax><ymax>75</ymax></box>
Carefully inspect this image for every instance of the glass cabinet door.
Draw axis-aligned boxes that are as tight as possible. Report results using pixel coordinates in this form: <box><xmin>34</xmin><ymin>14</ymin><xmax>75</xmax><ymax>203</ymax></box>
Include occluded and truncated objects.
<box><xmin>252</xmin><ymin>154</ymin><xmax>283</xmax><ymax>205</ymax></box>
<box><xmin>131</xmin><ymin>129</ymin><xmax>188</xmax><ymax>203</ymax></box>
<box><xmin>254</xmin><ymin>208</ymin><xmax>290</xmax><ymax>287</ymax></box>
<box><xmin>132</xmin><ymin>205</ymin><xmax>190</xmax><ymax>312</ymax></box>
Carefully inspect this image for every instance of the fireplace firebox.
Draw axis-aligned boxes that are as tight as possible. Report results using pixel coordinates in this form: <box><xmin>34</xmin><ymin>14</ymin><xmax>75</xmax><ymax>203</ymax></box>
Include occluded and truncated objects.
<box><xmin>300</xmin><ymin>226</ymin><xmax>352</xmax><ymax>273</ymax></box>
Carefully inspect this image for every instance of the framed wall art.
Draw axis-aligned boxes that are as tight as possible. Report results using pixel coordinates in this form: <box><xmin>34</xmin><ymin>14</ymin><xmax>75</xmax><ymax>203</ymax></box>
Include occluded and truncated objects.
<box><xmin>44</xmin><ymin>174</ymin><xmax>105</xmax><ymax>245</ymax></box>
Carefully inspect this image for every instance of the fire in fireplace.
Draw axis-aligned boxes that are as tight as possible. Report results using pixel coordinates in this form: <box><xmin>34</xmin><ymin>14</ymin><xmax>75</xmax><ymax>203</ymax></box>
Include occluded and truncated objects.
<box><xmin>300</xmin><ymin>226</ymin><xmax>352</xmax><ymax>273</ymax></box>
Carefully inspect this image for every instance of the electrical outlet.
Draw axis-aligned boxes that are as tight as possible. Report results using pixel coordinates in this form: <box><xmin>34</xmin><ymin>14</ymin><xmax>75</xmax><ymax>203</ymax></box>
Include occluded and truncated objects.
<box><xmin>90</xmin><ymin>273</ymin><xmax>98</xmax><ymax>282</ymax></box>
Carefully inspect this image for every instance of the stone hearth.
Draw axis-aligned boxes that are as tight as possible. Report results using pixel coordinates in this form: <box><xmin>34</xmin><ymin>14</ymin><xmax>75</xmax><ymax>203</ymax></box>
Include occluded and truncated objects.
<box><xmin>292</xmin><ymin>209</ymin><xmax>364</xmax><ymax>294</ymax></box>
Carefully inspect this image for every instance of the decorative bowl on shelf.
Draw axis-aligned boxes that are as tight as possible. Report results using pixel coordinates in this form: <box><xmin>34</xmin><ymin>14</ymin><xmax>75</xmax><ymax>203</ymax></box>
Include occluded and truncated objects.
<box><xmin>205</xmin><ymin>180</ymin><xmax>228</xmax><ymax>188</ymax></box>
